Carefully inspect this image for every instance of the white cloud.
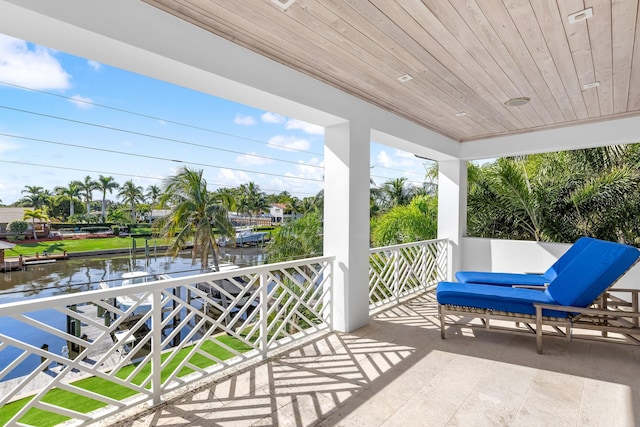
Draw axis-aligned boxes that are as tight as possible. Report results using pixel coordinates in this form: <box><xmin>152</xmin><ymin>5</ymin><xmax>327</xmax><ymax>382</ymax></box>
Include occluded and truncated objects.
<box><xmin>0</xmin><ymin>34</ymin><xmax>70</xmax><ymax>90</ymax></box>
<box><xmin>87</xmin><ymin>60</ymin><xmax>101</xmax><ymax>71</ymax></box>
<box><xmin>236</xmin><ymin>152</ymin><xmax>274</xmax><ymax>166</ymax></box>
<box><xmin>69</xmin><ymin>94</ymin><xmax>94</xmax><ymax>109</ymax></box>
<box><xmin>376</xmin><ymin>150</ymin><xmax>394</xmax><ymax>167</ymax></box>
<box><xmin>215</xmin><ymin>168</ymin><xmax>251</xmax><ymax>187</ymax></box>
<box><xmin>285</xmin><ymin>119</ymin><xmax>324</xmax><ymax>135</ymax></box>
<box><xmin>296</xmin><ymin>157</ymin><xmax>323</xmax><ymax>178</ymax></box>
<box><xmin>261</xmin><ymin>112</ymin><xmax>285</xmax><ymax>124</ymax></box>
<box><xmin>0</xmin><ymin>140</ymin><xmax>20</xmax><ymax>156</ymax></box>
<box><xmin>265</xmin><ymin>157</ymin><xmax>323</xmax><ymax>195</ymax></box>
<box><xmin>267</xmin><ymin>135</ymin><xmax>311</xmax><ymax>152</ymax></box>
<box><xmin>375</xmin><ymin>149</ymin><xmax>422</xmax><ymax>168</ymax></box>
<box><xmin>395</xmin><ymin>149</ymin><xmax>416</xmax><ymax>159</ymax></box>
<box><xmin>234</xmin><ymin>114</ymin><xmax>256</xmax><ymax>126</ymax></box>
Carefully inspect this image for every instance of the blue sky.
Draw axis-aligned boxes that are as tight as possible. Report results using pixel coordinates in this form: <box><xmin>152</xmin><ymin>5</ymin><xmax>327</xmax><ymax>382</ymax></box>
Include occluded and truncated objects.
<box><xmin>0</xmin><ymin>34</ymin><xmax>430</xmax><ymax>205</ymax></box>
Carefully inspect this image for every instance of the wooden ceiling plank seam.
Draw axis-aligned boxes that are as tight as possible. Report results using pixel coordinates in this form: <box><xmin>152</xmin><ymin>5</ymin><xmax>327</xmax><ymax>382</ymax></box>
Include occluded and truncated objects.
<box><xmin>287</xmin><ymin>1</ymin><xmax>491</xmax><ymax>134</ymax></box>
<box><xmin>448</xmin><ymin>0</ymin><xmax>551</xmax><ymax>126</ymax></box>
<box><xmin>360</xmin><ymin>0</ymin><xmax>519</xmax><ymax>134</ymax></box>
<box><xmin>330</xmin><ymin>1</ymin><xmax>504</xmax><ymax>135</ymax></box>
<box><xmin>557</xmin><ymin>0</ymin><xmax>601</xmax><ymax>118</ymax></box>
<box><xmin>392</xmin><ymin>0</ymin><xmax>534</xmax><ymax>130</ymax></box>
<box><xmin>146</xmin><ymin>0</ymin><xmax>337</xmax><ymax>75</ymax></box>
<box><xmin>228</xmin><ymin>0</ymin><xmax>481</xmax><ymax>138</ymax></box>
<box><xmin>626</xmin><ymin>0</ymin><xmax>640</xmax><ymax>110</ymax></box>
<box><xmin>586</xmin><ymin>0</ymin><xmax>614</xmax><ymax>116</ymax></box>
<box><xmin>529</xmin><ymin>0</ymin><xmax>589</xmax><ymax>120</ymax></box>
<box><xmin>611</xmin><ymin>0</ymin><xmax>638</xmax><ymax>114</ymax></box>
<box><xmin>144</xmin><ymin>0</ymin><xmax>640</xmax><ymax>143</ymax></box>
<box><xmin>417</xmin><ymin>0</ymin><xmax>541</xmax><ymax>129</ymax></box>
<box><xmin>336</xmin><ymin>0</ymin><xmax>509</xmax><ymax>137</ymax></box>
<box><xmin>474</xmin><ymin>0</ymin><xmax>567</xmax><ymax>123</ymax></box>
<box><xmin>504</xmin><ymin>0</ymin><xmax>578</xmax><ymax>123</ymax></box>
<box><xmin>182</xmin><ymin>0</ymin><xmax>432</xmax><ymax>121</ymax></box>
<box><xmin>338</xmin><ymin>0</ymin><xmax>514</xmax><ymax>136</ymax></box>
<box><xmin>146</xmin><ymin>0</ymin><xmax>439</xmax><ymax>136</ymax></box>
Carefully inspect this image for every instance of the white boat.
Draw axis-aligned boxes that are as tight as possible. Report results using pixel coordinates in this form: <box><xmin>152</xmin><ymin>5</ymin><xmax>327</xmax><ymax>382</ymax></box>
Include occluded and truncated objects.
<box><xmin>218</xmin><ymin>227</ymin><xmax>268</xmax><ymax>247</ymax></box>
<box><xmin>116</xmin><ymin>271</ymin><xmax>155</xmax><ymax>311</ymax></box>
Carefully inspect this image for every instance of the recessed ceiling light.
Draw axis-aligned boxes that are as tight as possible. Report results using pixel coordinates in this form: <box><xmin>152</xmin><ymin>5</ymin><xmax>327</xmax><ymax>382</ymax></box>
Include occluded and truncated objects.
<box><xmin>504</xmin><ymin>97</ymin><xmax>531</xmax><ymax>107</ymax></box>
<box><xmin>271</xmin><ymin>0</ymin><xmax>297</xmax><ymax>10</ymax></box>
<box><xmin>583</xmin><ymin>81</ymin><xmax>600</xmax><ymax>90</ymax></box>
<box><xmin>397</xmin><ymin>74</ymin><xmax>413</xmax><ymax>83</ymax></box>
<box><xmin>455</xmin><ymin>111</ymin><xmax>467</xmax><ymax>117</ymax></box>
<box><xmin>568</xmin><ymin>8</ymin><xmax>593</xmax><ymax>24</ymax></box>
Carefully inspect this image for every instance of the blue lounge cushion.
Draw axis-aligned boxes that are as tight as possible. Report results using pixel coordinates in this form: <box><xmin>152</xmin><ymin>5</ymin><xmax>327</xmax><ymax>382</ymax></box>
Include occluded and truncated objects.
<box><xmin>438</xmin><ymin>238</ymin><xmax>640</xmax><ymax>317</ymax></box>
<box><xmin>437</xmin><ymin>281</ymin><xmax>557</xmax><ymax>316</ymax></box>
<box><xmin>544</xmin><ymin>239</ymin><xmax>640</xmax><ymax>307</ymax></box>
<box><xmin>455</xmin><ymin>271</ymin><xmax>549</xmax><ymax>286</ymax></box>
<box><xmin>455</xmin><ymin>237</ymin><xmax>595</xmax><ymax>286</ymax></box>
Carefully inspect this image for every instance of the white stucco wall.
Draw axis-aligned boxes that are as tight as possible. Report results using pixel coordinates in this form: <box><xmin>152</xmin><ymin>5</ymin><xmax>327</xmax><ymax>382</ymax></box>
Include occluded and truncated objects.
<box><xmin>460</xmin><ymin>237</ymin><xmax>640</xmax><ymax>289</ymax></box>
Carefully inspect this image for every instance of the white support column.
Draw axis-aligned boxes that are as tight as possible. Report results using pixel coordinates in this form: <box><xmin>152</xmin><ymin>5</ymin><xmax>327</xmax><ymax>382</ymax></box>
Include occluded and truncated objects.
<box><xmin>437</xmin><ymin>159</ymin><xmax>467</xmax><ymax>280</ymax></box>
<box><xmin>324</xmin><ymin>121</ymin><xmax>371</xmax><ymax>332</ymax></box>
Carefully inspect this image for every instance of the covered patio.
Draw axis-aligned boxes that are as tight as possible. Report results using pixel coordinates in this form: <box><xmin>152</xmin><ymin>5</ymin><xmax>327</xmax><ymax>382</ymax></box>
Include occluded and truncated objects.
<box><xmin>1</xmin><ymin>1</ymin><xmax>640</xmax><ymax>425</ymax></box>
<box><xmin>106</xmin><ymin>293</ymin><xmax>640</xmax><ymax>427</ymax></box>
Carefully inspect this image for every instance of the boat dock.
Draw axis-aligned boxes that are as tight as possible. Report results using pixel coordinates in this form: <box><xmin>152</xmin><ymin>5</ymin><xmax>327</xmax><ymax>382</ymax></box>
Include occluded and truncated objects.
<box><xmin>0</xmin><ymin>303</ymin><xmax>125</xmax><ymax>404</ymax></box>
<box><xmin>1</xmin><ymin>253</ymin><xmax>69</xmax><ymax>272</ymax></box>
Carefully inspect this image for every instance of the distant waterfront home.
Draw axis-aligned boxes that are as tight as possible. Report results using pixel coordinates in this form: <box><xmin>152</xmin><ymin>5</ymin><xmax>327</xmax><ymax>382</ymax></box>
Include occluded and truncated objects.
<box><xmin>0</xmin><ymin>207</ymin><xmax>50</xmax><ymax>239</ymax></box>
<box><xmin>270</xmin><ymin>204</ymin><xmax>285</xmax><ymax>224</ymax></box>
<box><xmin>269</xmin><ymin>204</ymin><xmax>301</xmax><ymax>224</ymax></box>
<box><xmin>149</xmin><ymin>209</ymin><xmax>171</xmax><ymax>221</ymax></box>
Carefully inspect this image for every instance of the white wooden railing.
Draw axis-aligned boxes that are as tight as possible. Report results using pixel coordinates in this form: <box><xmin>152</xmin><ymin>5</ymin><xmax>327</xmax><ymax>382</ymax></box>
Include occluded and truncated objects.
<box><xmin>0</xmin><ymin>256</ymin><xmax>333</xmax><ymax>426</ymax></box>
<box><xmin>0</xmin><ymin>239</ymin><xmax>450</xmax><ymax>426</ymax></box>
<box><xmin>369</xmin><ymin>239</ymin><xmax>448</xmax><ymax>310</ymax></box>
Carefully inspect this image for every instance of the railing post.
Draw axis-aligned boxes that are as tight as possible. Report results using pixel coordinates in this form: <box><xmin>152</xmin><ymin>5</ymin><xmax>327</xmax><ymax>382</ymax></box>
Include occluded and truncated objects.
<box><xmin>151</xmin><ymin>289</ymin><xmax>162</xmax><ymax>405</ymax></box>
<box><xmin>259</xmin><ymin>272</ymin><xmax>269</xmax><ymax>359</ymax></box>
<box><xmin>421</xmin><ymin>242</ymin><xmax>428</xmax><ymax>289</ymax></box>
<box><xmin>393</xmin><ymin>249</ymin><xmax>400</xmax><ymax>304</ymax></box>
<box><xmin>323</xmin><ymin>259</ymin><xmax>334</xmax><ymax>330</ymax></box>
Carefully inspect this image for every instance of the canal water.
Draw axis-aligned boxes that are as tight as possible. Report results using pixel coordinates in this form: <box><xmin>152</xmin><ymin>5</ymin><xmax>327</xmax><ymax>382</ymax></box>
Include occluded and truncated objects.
<box><xmin>0</xmin><ymin>247</ymin><xmax>266</xmax><ymax>303</ymax></box>
<box><xmin>0</xmin><ymin>247</ymin><xmax>265</xmax><ymax>380</ymax></box>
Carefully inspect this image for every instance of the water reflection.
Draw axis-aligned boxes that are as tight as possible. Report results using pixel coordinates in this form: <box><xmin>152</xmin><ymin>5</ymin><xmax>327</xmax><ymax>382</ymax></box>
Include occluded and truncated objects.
<box><xmin>0</xmin><ymin>247</ymin><xmax>265</xmax><ymax>303</ymax></box>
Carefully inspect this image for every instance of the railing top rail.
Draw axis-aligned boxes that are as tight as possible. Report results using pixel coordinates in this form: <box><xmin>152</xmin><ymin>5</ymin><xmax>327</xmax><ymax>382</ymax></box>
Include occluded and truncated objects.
<box><xmin>369</xmin><ymin>238</ymin><xmax>450</xmax><ymax>253</ymax></box>
<box><xmin>0</xmin><ymin>255</ymin><xmax>335</xmax><ymax>314</ymax></box>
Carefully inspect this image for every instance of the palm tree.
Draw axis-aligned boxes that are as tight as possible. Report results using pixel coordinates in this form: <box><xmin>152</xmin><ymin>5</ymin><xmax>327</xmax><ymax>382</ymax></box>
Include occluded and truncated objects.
<box><xmin>54</xmin><ymin>181</ymin><xmax>82</xmax><ymax>219</ymax></box>
<box><xmin>467</xmin><ymin>146</ymin><xmax>640</xmax><ymax>243</ymax></box>
<box><xmin>118</xmin><ymin>180</ymin><xmax>144</xmax><ymax>223</ymax></box>
<box><xmin>377</xmin><ymin>177</ymin><xmax>416</xmax><ymax>211</ymax></box>
<box><xmin>267</xmin><ymin>211</ymin><xmax>323</xmax><ymax>263</ymax></box>
<box><xmin>157</xmin><ymin>167</ymin><xmax>234</xmax><ymax>270</ymax></box>
<box><xmin>238</xmin><ymin>182</ymin><xmax>268</xmax><ymax>226</ymax></box>
<box><xmin>78</xmin><ymin>175</ymin><xmax>98</xmax><ymax>215</ymax></box>
<box><xmin>146</xmin><ymin>184</ymin><xmax>162</xmax><ymax>207</ymax></box>
<box><xmin>23</xmin><ymin>208</ymin><xmax>48</xmax><ymax>240</ymax></box>
<box><xmin>21</xmin><ymin>186</ymin><xmax>45</xmax><ymax>209</ymax></box>
<box><xmin>97</xmin><ymin>175</ymin><xmax>120</xmax><ymax>222</ymax></box>
<box><xmin>106</xmin><ymin>206</ymin><xmax>131</xmax><ymax>224</ymax></box>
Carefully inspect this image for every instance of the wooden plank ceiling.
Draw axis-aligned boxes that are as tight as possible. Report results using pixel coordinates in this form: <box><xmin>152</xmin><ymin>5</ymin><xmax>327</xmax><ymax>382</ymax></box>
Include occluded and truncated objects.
<box><xmin>144</xmin><ymin>0</ymin><xmax>640</xmax><ymax>142</ymax></box>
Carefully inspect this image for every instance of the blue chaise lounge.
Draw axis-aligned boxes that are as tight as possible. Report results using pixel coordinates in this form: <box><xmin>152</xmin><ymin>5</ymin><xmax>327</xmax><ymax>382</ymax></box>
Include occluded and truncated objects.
<box><xmin>455</xmin><ymin>236</ymin><xmax>595</xmax><ymax>287</ymax></box>
<box><xmin>437</xmin><ymin>238</ymin><xmax>640</xmax><ymax>353</ymax></box>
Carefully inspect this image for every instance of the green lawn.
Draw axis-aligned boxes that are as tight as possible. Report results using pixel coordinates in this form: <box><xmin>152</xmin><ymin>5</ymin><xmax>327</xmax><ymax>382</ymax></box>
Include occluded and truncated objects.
<box><xmin>0</xmin><ymin>335</ymin><xmax>252</xmax><ymax>426</ymax></box>
<box><xmin>7</xmin><ymin>237</ymin><xmax>173</xmax><ymax>257</ymax></box>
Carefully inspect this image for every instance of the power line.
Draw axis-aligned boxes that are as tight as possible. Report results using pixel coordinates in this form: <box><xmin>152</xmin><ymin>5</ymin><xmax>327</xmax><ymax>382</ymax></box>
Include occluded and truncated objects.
<box><xmin>0</xmin><ymin>132</ymin><xmax>322</xmax><ymax>171</ymax></box>
<box><xmin>0</xmin><ymin>159</ymin><xmax>320</xmax><ymax>197</ymax></box>
<box><xmin>0</xmin><ymin>105</ymin><xmax>324</xmax><ymax>168</ymax></box>
<box><xmin>0</xmin><ymin>81</ymin><xmax>325</xmax><ymax>156</ymax></box>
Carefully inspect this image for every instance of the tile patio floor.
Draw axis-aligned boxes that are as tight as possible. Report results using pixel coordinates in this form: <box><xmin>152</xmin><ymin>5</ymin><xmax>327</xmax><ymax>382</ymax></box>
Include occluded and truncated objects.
<box><xmin>105</xmin><ymin>293</ymin><xmax>640</xmax><ymax>426</ymax></box>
